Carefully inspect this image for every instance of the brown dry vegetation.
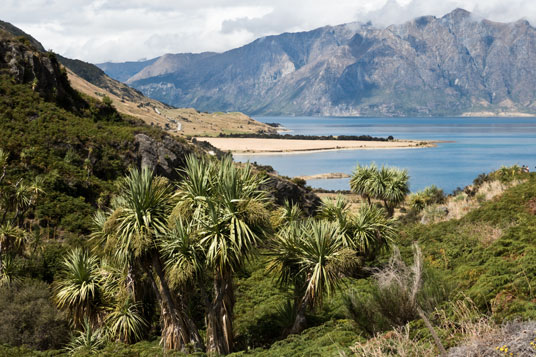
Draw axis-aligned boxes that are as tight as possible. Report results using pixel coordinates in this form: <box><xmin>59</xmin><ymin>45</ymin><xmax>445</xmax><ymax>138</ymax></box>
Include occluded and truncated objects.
<box><xmin>351</xmin><ymin>298</ymin><xmax>536</xmax><ymax>357</ymax></box>
<box><xmin>419</xmin><ymin>179</ymin><xmax>524</xmax><ymax>224</ymax></box>
<box><xmin>66</xmin><ymin>69</ymin><xmax>276</xmax><ymax>137</ymax></box>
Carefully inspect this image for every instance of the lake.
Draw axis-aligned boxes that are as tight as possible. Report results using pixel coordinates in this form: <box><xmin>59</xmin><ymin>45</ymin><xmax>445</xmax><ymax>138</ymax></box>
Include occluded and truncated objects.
<box><xmin>233</xmin><ymin>117</ymin><xmax>536</xmax><ymax>193</ymax></box>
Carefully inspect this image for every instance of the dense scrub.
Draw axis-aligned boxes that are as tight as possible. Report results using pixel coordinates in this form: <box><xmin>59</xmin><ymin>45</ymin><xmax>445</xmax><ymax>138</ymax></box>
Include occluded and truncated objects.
<box><xmin>0</xmin><ymin>75</ymin><xmax>189</xmax><ymax>235</ymax></box>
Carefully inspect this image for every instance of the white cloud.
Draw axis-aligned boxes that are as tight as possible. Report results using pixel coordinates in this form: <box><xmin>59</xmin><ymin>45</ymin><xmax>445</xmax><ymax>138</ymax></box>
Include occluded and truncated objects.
<box><xmin>1</xmin><ymin>0</ymin><xmax>535</xmax><ymax>63</ymax></box>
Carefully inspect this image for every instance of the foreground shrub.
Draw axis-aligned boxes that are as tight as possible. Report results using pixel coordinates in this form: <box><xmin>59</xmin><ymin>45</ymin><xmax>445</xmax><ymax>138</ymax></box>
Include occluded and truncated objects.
<box><xmin>344</xmin><ymin>245</ymin><xmax>449</xmax><ymax>335</ymax></box>
<box><xmin>351</xmin><ymin>325</ymin><xmax>436</xmax><ymax>357</ymax></box>
<box><xmin>0</xmin><ymin>280</ymin><xmax>69</xmax><ymax>350</ymax></box>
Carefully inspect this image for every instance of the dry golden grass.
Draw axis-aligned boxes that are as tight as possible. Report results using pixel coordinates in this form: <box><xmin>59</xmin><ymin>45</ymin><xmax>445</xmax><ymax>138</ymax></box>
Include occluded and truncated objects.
<box><xmin>351</xmin><ymin>325</ymin><xmax>437</xmax><ymax>357</ymax></box>
<box><xmin>66</xmin><ymin>69</ymin><xmax>275</xmax><ymax>137</ymax></box>
<box><xmin>351</xmin><ymin>298</ymin><xmax>506</xmax><ymax>357</ymax></box>
<box><xmin>421</xmin><ymin>179</ymin><xmax>524</xmax><ymax>224</ymax></box>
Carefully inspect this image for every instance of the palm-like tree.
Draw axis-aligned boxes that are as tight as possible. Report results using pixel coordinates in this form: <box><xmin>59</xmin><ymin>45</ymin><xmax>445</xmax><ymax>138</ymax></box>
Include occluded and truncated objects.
<box><xmin>105</xmin><ymin>296</ymin><xmax>147</xmax><ymax>344</ymax></box>
<box><xmin>350</xmin><ymin>163</ymin><xmax>409</xmax><ymax>217</ymax></box>
<box><xmin>103</xmin><ymin>167</ymin><xmax>203</xmax><ymax>351</ymax></box>
<box><xmin>160</xmin><ymin>217</ymin><xmax>204</xmax><ymax>289</ymax></box>
<box><xmin>202</xmin><ymin>158</ymin><xmax>270</xmax><ymax>355</ymax></box>
<box><xmin>350</xmin><ymin>163</ymin><xmax>378</xmax><ymax>204</ymax></box>
<box><xmin>343</xmin><ymin>204</ymin><xmax>396</xmax><ymax>259</ymax></box>
<box><xmin>54</xmin><ymin>249</ymin><xmax>104</xmax><ymax>328</ymax></box>
<box><xmin>174</xmin><ymin>156</ymin><xmax>271</xmax><ymax>354</ymax></box>
<box><xmin>273</xmin><ymin>200</ymin><xmax>304</xmax><ymax>229</ymax></box>
<box><xmin>65</xmin><ymin>319</ymin><xmax>106</xmax><ymax>355</ymax></box>
<box><xmin>268</xmin><ymin>220</ymin><xmax>358</xmax><ymax>335</ymax></box>
<box><xmin>0</xmin><ymin>222</ymin><xmax>26</xmax><ymax>277</ymax></box>
<box><xmin>318</xmin><ymin>195</ymin><xmax>351</xmax><ymax>229</ymax></box>
<box><xmin>319</xmin><ymin>196</ymin><xmax>396</xmax><ymax>260</ymax></box>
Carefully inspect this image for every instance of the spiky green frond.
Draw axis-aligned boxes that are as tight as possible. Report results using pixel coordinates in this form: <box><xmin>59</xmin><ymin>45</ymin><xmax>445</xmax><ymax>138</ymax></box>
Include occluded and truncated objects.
<box><xmin>109</xmin><ymin>167</ymin><xmax>174</xmax><ymax>258</ymax></box>
<box><xmin>0</xmin><ymin>222</ymin><xmax>26</xmax><ymax>254</ymax></box>
<box><xmin>266</xmin><ymin>222</ymin><xmax>304</xmax><ymax>287</ymax></box>
<box><xmin>350</xmin><ymin>163</ymin><xmax>378</xmax><ymax>198</ymax></box>
<box><xmin>54</xmin><ymin>249</ymin><xmax>103</xmax><ymax>327</ymax></box>
<box><xmin>343</xmin><ymin>204</ymin><xmax>396</xmax><ymax>255</ymax></box>
<box><xmin>297</xmin><ymin>220</ymin><xmax>348</xmax><ymax>306</ymax></box>
<box><xmin>105</xmin><ymin>297</ymin><xmax>147</xmax><ymax>344</ymax></box>
<box><xmin>160</xmin><ymin>218</ymin><xmax>204</xmax><ymax>288</ymax></box>
<box><xmin>189</xmin><ymin>156</ymin><xmax>270</xmax><ymax>275</ymax></box>
<box><xmin>65</xmin><ymin>319</ymin><xmax>105</xmax><ymax>355</ymax></box>
<box><xmin>269</xmin><ymin>219</ymin><xmax>355</xmax><ymax>308</ymax></box>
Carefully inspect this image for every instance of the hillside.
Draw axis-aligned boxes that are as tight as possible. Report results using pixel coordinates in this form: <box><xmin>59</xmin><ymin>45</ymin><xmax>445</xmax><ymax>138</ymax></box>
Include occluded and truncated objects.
<box><xmin>66</xmin><ymin>68</ymin><xmax>276</xmax><ymax>137</ymax></box>
<box><xmin>100</xmin><ymin>9</ymin><xmax>536</xmax><ymax>117</ymax></box>
<box><xmin>0</xmin><ymin>20</ymin><xmax>275</xmax><ymax>137</ymax></box>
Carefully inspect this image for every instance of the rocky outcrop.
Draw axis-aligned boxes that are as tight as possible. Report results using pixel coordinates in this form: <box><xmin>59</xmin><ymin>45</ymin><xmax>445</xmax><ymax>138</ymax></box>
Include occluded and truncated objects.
<box><xmin>261</xmin><ymin>176</ymin><xmax>322</xmax><ymax>216</ymax></box>
<box><xmin>102</xmin><ymin>9</ymin><xmax>536</xmax><ymax>116</ymax></box>
<box><xmin>0</xmin><ymin>31</ymin><xmax>80</xmax><ymax>108</ymax></box>
<box><xmin>134</xmin><ymin>133</ymin><xmax>194</xmax><ymax>181</ymax></box>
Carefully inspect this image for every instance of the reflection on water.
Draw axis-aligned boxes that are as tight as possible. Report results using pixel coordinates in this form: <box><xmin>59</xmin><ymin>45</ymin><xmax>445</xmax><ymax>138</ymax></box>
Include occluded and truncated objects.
<box><xmin>234</xmin><ymin>117</ymin><xmax>536</xmax><ymax>193</ymax></box>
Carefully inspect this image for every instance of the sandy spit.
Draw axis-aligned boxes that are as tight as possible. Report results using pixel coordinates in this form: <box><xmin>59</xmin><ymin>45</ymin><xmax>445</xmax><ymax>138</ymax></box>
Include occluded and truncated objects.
<box><xmin>197</xmin><ymin>137</ymin><xmax>438</xmax><ymax>155</ymax></box>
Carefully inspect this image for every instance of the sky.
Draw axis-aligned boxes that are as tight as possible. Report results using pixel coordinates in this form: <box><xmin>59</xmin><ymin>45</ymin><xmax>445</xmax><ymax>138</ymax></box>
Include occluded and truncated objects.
<box><xmin>2</xmin><ymin>0</ymin><xmax>536</xmax><ymax>63</ymax></box>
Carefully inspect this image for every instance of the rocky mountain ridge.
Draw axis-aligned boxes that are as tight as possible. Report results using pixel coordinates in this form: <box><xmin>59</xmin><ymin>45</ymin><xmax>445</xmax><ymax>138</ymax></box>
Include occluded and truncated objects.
<box><xmin>98</xmin><ymin>9</ymin><xmax>536</xmax><ymax>116</ymax></box>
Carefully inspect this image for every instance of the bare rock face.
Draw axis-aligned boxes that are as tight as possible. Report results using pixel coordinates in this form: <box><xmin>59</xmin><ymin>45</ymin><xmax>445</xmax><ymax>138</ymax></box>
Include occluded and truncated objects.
<box><xmin>0</xmin><ymin>32</ymin><xmax>79</xmax><ymax>107</ymax></box>
<box><xmin>134</xmin><ymin>133</ymin><xmax>194</xmax><ymax>181</ymax></box>
<box><xmin>102</xmin><ymin>9</ymin><xmax>536</xmax><ymax>116</ymax></box>
<box><xmin>261</xmin><ymin>176</ymin><xmax>322</xmax><ymax>216</ymax></box>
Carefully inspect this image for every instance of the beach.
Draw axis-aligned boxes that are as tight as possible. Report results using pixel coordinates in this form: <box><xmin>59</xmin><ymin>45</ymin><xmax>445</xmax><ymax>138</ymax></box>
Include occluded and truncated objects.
<box><xmin>196</xmin><ymin>137</ymin><xmax>436</xmax><ymax>154</ymax></box>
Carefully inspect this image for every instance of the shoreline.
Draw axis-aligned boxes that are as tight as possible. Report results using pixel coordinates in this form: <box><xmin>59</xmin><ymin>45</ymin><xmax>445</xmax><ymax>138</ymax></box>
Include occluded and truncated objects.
<box><xmin>197</xmin><ymin>137</ymin><xmax>442</xmax><ymax>155</ymax></box>
<box><xmin>296</xmin><ymin>172</ymin><xmax>351</xmax><ymax>180</ymax></box>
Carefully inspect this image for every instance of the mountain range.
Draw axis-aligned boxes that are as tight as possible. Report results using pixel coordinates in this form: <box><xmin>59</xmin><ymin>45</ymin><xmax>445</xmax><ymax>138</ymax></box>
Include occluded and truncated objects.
<box><xmin>97</xmin><ymin>9</ymin><xmax>536</xmax><ymax>117</ymax></box>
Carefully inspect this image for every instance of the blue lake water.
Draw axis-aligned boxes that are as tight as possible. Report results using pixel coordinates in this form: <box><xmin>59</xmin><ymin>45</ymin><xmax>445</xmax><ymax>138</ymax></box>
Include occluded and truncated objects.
<box><xmin>233</xmin><ymin>117</ymin><xmax>536</xmax><ymax>193</ymax></box>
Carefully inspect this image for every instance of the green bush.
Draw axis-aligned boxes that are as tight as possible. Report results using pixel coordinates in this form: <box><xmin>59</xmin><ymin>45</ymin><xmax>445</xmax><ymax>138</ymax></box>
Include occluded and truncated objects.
<box><xmin>0</xmin><ymin>280</ymin><xmax>69</xmax><ymax>350</ymax></box>
<box><xmin>408</xmin><ymin>185</ymin><xmax>445</xmax><ymax>211</ymax></box>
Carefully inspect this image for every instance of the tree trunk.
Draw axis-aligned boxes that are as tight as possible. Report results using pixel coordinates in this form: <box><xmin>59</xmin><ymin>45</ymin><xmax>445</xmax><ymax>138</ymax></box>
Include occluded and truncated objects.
<box><xmin>206</xmin><ymin>271</ymin><xmax>234</xmax><ymax>355</ymax></box>
<box><xmin>0</xmin><ymin>241</ymin><xmax>3</xmax><ymax>276</ymax></box>
<box><xmin>289</xmin><ymin>294</ymin><xmax>311</xmax><ymax>335</ymax></box>
<box><xmin>151</xmin><ymin>254</ymin><xmax>204</xmax><ymax>352</ymax></box>
<box><xmin>126</xmin><ymin>264</ymin><xmax>135</xmax><ymax>299</ymax></box>
<box><xmin>417</xmin><ymin>307</ymin><xmax>447</xmax><ymax>357</ymax></box>
<box><xmin>383</xmin><ymin>200</ymin><xmax>394</xmax><ymax>218</ymax></box>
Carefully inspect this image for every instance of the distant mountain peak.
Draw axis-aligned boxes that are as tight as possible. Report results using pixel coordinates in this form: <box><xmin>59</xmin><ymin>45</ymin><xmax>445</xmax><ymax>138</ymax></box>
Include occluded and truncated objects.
<box><xmin>443</xmin><ymin>8</ymin><xmax>472</xmax><ymax>20</ymax></box>
<box><xmin>99</xmin><ymin>11</ymin><xmax>536</xmax><ymax>117</ymax></box>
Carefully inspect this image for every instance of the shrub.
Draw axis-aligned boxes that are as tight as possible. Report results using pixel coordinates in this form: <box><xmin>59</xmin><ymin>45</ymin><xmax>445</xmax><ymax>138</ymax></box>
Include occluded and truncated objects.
<box><xmin>290</xmin><ymin>177</ymin><xmax>306</xmax><ymax>188</ymax></box>
<box><xmin>408</xmin><ymin>185</ymin><xmax>445</xmax><ymax>212</ymax></box>
<box><xmin>344</xmin><ymin>245</ymin><xmax>449</xmax><ymax>335</ymax></box>
<box><xmin>0</xmin><ymin>280</ymin><xmax>69</xmax><ymax>350</ymax></box>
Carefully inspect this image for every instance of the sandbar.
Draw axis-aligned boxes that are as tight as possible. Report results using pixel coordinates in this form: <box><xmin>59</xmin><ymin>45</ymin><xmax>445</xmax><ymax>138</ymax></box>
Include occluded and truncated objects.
<box><xmin>197</xmin><ymin>137</ymin><xmax>437</xmax><ymax>155</ymax></box>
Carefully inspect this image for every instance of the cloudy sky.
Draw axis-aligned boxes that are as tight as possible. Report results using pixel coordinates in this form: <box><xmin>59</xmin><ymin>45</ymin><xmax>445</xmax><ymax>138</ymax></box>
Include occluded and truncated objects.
<box><xmin>2</xmin><ymin>0</ymin><xmax>535</xmax><ymax>63</ymax></box>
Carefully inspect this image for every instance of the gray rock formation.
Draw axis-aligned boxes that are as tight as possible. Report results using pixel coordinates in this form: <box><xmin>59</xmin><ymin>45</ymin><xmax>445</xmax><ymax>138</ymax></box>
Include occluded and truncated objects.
<box><xmin>134</xmin><ymin>133</ymin><xmax>194</xmax><ymax>181</ymax></box>
<box><xmin>0</xmin><ymin>30</ymin><xmax>80</xmax><ymax>108</ymax></box>
<box><xmin>261</xmin><ymin>176</ymin><xmax>321</xmax><ymax>216</ymax></box>
<box><xmin>101</xmin><ymin>9</ymin><xmax>536</xmax><ymax>116</ymax></box>
<box><xmin>135</xmin><ymin>133</ymin><xmax>321</xmax><ymax>214</ymax></box>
